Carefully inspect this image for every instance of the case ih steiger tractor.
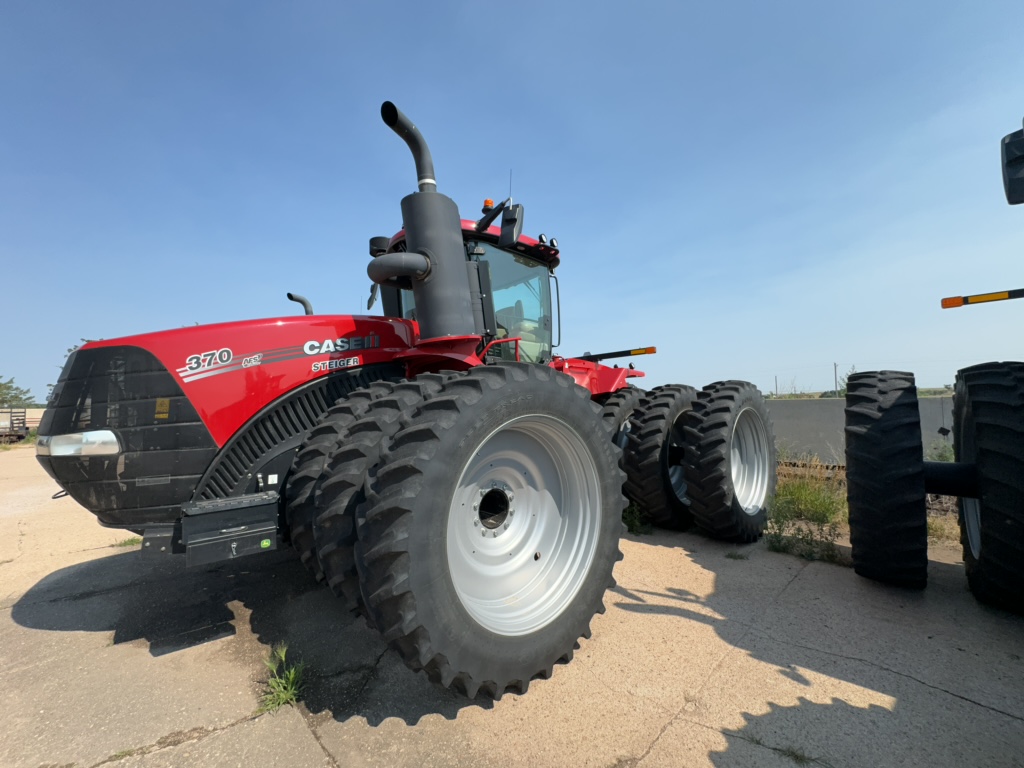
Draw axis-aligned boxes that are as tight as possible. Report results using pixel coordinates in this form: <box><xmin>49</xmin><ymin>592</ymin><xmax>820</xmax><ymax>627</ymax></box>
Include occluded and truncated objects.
<box><xmin>844</xmin><ymin>118</ymin><xmax>1024</xmax><ymax>613</ymax></box>
<box><xmin>35</xmin><ymin>102</ymin><xmax>777</xmax><ymax>698</ymax></box>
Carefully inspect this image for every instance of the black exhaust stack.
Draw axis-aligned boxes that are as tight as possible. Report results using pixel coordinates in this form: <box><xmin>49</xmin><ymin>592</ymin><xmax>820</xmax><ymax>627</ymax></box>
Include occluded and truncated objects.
<box><xmin>368</xmin><ymin>101</ymin><xmax>477</xmax><ymax>341</ymax></box>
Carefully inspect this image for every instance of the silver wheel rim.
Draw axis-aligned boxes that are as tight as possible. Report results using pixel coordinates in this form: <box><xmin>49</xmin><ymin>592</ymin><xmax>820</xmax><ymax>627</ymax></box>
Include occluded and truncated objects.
<box><xmin>446</xmin><ymin>414</ymin><xmax>601</xmax><ymax>636</ymax></box>
<box><xmin>961</xmin><ymin>409</ymin><xmax>982</xmax><ymax>560</ymax></box>
<box><xmin>731</xmin><ymin>407</ymin><xmax>771</xmax><ymax>515</ymax></box>
<box><xmin>667</xmin><ymin>413</ymin><xmax>688</xmax><ymax>503</ymax></box>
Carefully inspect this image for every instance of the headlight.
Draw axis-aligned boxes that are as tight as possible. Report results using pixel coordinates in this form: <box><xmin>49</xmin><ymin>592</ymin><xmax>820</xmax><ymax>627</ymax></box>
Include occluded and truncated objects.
<box><xmin>36</xmin><ymin>430</ymin><xmax>121</xmax><ymax>457</ymax></box>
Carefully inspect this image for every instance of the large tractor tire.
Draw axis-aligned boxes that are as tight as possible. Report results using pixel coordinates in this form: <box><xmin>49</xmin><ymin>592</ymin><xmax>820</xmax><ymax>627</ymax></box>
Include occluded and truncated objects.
<box><xmin>844</xmin><ymin>371</ymin><xmax>927</xmax><ymax>589</ymax></box>
<box><xmin>624</xmin><ymin>385</ymin><xmax>697</xmax><ymax>529</ymax></box>
<box><xmin>354</xmin><ymin>363</ymin><xmax>625</xmax><ymax>699</ymax></box>
<box><xmin>313</xmin><ymin>374</ymin><xmax>455</xmax><ymax>609</ymax></box>
<box><xmin>597</xmin><ymin>386</ymin><xmax>645</xmax><ymax>450</ymax></box>
<box><xmin>284</xmin><ymin>380</ymin><xmax>397</xmax><ymax>581</ymax></box>
<box><xmin>954</xmin><ymin>362</ymin><xmax>1024</xmax><ymax>612</ymax></box>
<box><xmin>683</xmin><ymin>381</ymin><xmax>776</xmax><ymax>542</ymax></box>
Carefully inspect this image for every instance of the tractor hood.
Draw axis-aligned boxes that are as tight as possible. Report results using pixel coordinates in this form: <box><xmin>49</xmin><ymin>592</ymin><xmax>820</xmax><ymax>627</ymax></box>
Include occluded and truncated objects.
<box><xmin>42</xmin><ymin>315</ymin><xmax>416</xmax><ymax>448</ymax></box>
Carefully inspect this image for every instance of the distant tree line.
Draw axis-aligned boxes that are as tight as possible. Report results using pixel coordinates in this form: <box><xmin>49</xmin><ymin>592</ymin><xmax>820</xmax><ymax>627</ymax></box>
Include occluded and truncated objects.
<box><xmin>0</xmin><ymin>377</ymin><xmax>39</xmax><ymax>408</ymax></box>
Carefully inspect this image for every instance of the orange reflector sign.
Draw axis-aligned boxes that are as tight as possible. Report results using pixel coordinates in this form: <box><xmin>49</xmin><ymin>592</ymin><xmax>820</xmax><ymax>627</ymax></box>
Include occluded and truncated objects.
<box><xmin>941</xmin><ymin>296</ymin><xmax>965</xmax><ymax>309</ymax></box>
<box><xmin>970</xmin><ymin>291</ymin><xmax>1011</xmax><ymax>304</ymax></box>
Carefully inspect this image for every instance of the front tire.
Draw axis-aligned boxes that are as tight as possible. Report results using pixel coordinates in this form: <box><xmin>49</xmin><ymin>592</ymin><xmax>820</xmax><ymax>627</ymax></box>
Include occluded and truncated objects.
<box><xmin>313</xmin><ymin>375</ymin><xmax>454</xmax><ymax>609</ymax></box>
<box><xmin>354</xmin><ymin>364</ymin><xmax>625</xmax><ymax>699</ymax></box>
<box><xmin>955</xmin><ymin>362</ymin><xmax>1024</xmax><ymax>612</ymax></box>
<box><xmin>284</xmin><ymin>380</ymin><xmax>396</xmax><ymax>581</ymax></box>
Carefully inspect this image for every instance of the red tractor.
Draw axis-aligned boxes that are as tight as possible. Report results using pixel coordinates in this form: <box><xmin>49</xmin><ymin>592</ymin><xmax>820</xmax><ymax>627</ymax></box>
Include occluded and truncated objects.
<box><xmin>35</xmin><ymin>103</ymin><xmax>776</xmax><ymax>698</ymax></box>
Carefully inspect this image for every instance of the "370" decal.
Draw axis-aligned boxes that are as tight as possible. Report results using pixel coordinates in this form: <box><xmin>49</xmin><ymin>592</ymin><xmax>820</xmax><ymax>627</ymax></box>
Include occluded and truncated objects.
<box><xmin>185</xmin><ymin>348</ymin><xmax>233</xmax><ymax>371</ymax></box>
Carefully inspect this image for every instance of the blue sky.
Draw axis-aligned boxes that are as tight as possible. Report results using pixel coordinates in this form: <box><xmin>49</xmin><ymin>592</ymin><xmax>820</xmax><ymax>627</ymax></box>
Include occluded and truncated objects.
<box><xmin>2</xmin><ymin>1</ymin><xmax>1022</xmax><ymax>401</ymax></box>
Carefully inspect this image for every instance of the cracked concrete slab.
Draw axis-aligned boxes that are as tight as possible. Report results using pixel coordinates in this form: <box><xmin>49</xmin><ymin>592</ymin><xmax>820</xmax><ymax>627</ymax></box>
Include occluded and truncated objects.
<box><xmin>116</xmin><ymin>707</ymin><xmax>331</xmax><ymax>767</ymax></box>
<box><xmin>2</xmin><ymin>445</ymin><xmax>1023</xmax><ymax>768</ymax></box>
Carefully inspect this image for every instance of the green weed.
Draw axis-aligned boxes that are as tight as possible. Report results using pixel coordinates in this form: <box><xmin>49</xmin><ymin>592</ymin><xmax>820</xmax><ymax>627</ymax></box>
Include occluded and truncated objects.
<box><xmin>259</xmin><ymin>644</ymin><xmax>305</xmax><ymax>713</ymax></box>
<box><xmin>927</xmin><ymin>514</ymin><xmax>960</xmax><ymax>542</ymax></box>
<box><xmin>622</xmin><ymin>503</ymin><xmax>653</xmax><ymax>535</ymax></box>
<box><xmin>765</xmin><ymin>455</ymin><xmax>847</xmax><ymax>564</ymax></box>
<box><xmin>926</xmin><ymin>439</ymin><xmax>954</xmax><ymax>462</ymax></box>
<box><xmin>112</xmin><ymin>537</ymin><xmax>142</xmax><ymax>548</ymax></box>
<box><xmin>725</xmin><ymin>551</ymin><xmax>749</xmax><ymax>560</ymax></box>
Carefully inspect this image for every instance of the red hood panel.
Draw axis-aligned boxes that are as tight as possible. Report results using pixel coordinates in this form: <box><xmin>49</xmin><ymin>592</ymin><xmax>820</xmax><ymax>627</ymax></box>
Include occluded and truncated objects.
<box><xmin>87</xmin><ymin>315</ymin><xmax>416</xmax><ymax>446</ymax></box>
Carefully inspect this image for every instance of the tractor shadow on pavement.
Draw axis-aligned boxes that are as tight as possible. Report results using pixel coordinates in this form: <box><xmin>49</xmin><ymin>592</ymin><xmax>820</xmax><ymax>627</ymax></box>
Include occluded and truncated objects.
<box><xmin>10</xmin><ymin>548</ymin><xmax>490</xmax><ymax>725</ymax></box>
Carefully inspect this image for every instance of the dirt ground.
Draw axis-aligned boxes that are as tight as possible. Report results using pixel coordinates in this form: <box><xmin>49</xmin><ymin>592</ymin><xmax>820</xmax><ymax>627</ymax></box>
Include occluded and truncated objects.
<box><xmin>2</xmin><ymin>444</ymin><xmax>1023</xmax><ymax>768</ymax></box>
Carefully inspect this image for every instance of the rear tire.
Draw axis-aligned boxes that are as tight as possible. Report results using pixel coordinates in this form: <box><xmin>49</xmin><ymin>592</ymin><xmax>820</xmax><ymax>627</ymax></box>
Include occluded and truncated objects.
<box><xmin>284</xmin><ymin>381</ymin><xmax>396</xmax><ymax>581</ymax></box>
<box><xmin>597</xmin><ymin>387</ymin><xmax>644</xmax><ymax>450</ymax></box>
<box><xmin>844</xmin><ymin>371</ymin><xmax>927</xmax><ymax>589</ymax></box>
<box><xmin>684</xmin><ymin>381</ymin><xmax>776</xmax><ymax>542</ymax></box>
<box><xmin>954</xmin><ymin>362</ymin><xmax>1024</xmax><ymax>612</ymax></box>
<box><xmin>313</xmin><ymin>375</ymin><xmax>454</xmax><ymax>609</ymax></box>
<box><xmin>624</xmin><ymin>385</ymin><xmax>697</xmax><ymax>529</ymax></box>
<box><xmin>355</xmin><ymin>364</ymin><xmax>625</xmax><ymax>699</ymax></box>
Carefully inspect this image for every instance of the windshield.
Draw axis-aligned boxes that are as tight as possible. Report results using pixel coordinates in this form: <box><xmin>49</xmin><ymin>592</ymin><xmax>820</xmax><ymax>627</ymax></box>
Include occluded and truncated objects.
<box><xmin>469</xmin><ymin>241</ymin><xmax>552</xmax><ymax>363</ymax></box>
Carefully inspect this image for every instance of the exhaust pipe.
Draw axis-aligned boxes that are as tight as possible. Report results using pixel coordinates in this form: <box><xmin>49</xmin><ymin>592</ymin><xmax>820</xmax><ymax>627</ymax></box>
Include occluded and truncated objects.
<box><xmin>370</xmin><ymin>101</ymin><xmax>477</xmax><ymax>341</ymax></box>
<box><xmin>381</xmin><ymin>102</ymin><xmax>436</xmax><ymax>192</ymax></box>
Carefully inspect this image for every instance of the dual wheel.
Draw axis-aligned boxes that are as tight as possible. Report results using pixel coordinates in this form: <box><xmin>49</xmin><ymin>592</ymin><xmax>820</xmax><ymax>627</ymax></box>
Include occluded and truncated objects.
<box><xmin>286</xmin><ymin>364</ymin><xmax>625</xmax><ymax>699</ymax></box>
<box><xmin>619</xmin><ymin>381</ymin><xmax>777</xmax><ymax>542</ymax></box>
<box><xmin>844</xmin><ymin>365</ymin><xmax>1024</xmax><ymax>612</ymax></box>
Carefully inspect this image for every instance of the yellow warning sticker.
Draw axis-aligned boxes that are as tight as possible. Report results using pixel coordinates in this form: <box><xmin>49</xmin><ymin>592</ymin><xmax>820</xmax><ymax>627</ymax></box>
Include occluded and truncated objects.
<box><xmin>155</xmin><ymin>398</ymin><xmax>170</xmax><ymax>420</ymax></box>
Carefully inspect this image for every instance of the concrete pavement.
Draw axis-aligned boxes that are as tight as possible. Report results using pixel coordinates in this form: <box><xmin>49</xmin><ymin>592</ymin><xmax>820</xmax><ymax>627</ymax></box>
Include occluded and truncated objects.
<box><xmin>1</xmin><ymin>444</ymin><xmax>1022</xmax><ymax>767</ymax></box>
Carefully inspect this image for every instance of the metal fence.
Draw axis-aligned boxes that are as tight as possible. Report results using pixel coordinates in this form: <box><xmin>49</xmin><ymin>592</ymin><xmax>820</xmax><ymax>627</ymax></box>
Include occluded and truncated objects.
<box><xmin>765</xmin><ymin>397</ymin><xmax>954</xmax><ymax>466</ymax></box>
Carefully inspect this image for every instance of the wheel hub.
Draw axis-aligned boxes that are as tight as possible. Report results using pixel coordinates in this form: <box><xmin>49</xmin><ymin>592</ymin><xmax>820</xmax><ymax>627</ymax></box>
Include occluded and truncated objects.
<box><xmin>446</xmin><ymin>414</ymin><xmax>601</xmax><ymax>636</ymax></box>
<box><xmin>479</xmin><ymin>487</ymin><xmax>511</xmax><ymax>530</ymax></box>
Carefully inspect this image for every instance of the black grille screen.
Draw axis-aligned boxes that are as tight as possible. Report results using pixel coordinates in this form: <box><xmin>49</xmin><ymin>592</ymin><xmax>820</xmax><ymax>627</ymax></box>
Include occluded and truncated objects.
<box><xmin>38</xmin><ymin>345</ymin><xmax>217</xmax><ymax>526</ymax></box>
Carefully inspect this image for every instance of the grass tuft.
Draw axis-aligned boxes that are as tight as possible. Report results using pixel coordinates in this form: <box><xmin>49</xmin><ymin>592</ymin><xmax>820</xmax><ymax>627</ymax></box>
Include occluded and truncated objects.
<box><xmin>622</xmin><ymin>503</ymin><xmax>653</xmax><ymax>535</ymax></box>
<box><xmin>725</xmin><ymin>551</ymin><xmax>749</xmax><ymax>560</ymax></box>
<box><xmin>766</xmin><ymin>454</ymin><xmax>847</xmax><ymax>564</ymax></box>
<box><xmin>927</xmin><ymin>513</ymin><xmax>960</xmax><ymax>542</ymax></box>
<box><xmin>926</xmin><ymin>439</ymin><xmax>954</xmax><ymax>463</ymax></box>
<box><xmin>112</xmin><ymin>536</ymin><xmax>143</xmax><ymax>548</ymax></box>
<box><xmin>259</xmin><ymin>644</ymin><xmax>305</xmax><ymax>713</ymax></box>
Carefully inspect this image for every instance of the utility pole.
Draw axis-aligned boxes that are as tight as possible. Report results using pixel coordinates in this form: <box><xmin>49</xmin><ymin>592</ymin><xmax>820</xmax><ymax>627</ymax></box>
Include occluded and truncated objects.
<box><xmin>834</xmin><ymin>362</ymin><xmax>839</xmax><ymax>398</ymax></box>
<box><xmin>775</xmin><ymin>375</ymin><xmax>778</xmax><ymax>398</ymax></box>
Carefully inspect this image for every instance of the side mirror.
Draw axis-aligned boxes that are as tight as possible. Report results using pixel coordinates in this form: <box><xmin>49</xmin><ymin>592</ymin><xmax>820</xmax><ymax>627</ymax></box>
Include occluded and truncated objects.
<box><xmin>498</xmin><ymin>203</ymin><xmax>524</xmax><ymax>248</ymax></box>
<box><xmin>1002</xmin><ymin>126</ymin><xmax>1024</xmax><ymax>205</ymax></box>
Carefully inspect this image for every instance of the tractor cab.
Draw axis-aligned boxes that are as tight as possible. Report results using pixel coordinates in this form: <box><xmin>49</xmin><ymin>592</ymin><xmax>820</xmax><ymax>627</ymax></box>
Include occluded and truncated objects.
<box><xmin>375</xmin><ymin>209</ymin><xmax>561</xmax><ymax>365</ymax></box>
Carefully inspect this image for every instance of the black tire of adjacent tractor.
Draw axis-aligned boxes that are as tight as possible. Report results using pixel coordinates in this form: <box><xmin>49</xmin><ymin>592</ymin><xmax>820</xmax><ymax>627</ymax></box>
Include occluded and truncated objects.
<box><xmin>313</xmin><ymin>374</ymin><xmax>456</xmax><ymax>610</ymax></box>
<box><xmin>354</xmin><ymin>363</ymin><xmax>626</xmax><ymax>699</ymax></box>
<box><xmin>954</xmin><ymin>362</ymin><xmax>1024</xmax><ymax>613</ymax></box>
<box><xmin>683</xmin><ymin>381</ymin><xmax>777</xmax><ymax>542</ymax></box>
<box><xmin>284</xmin><ymin>380</ymin><xmax>397</xmax><ymax>581</ymax></box>
<box><xmin>844</xmin><ymin>371</ymin><xmax>927</xmax><ymax>589</ymax></box>
<box><xmin>624</xmin><ymin>385</ymin><xmax>698</xmax><ymax>529</ymax></box>
<box><xmin>597</xmin><ymin>386</ymin><xmax>645</xmax><ymax>450</ymax></box>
